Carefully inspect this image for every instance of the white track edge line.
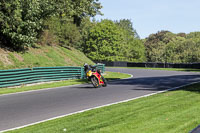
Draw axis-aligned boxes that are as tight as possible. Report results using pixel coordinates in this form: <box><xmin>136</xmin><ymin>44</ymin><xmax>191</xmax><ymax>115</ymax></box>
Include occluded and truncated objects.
<box><xmin>1</xmin><ymin>80</ymin><xmax>199</xmax><ymax>133</ymax></box>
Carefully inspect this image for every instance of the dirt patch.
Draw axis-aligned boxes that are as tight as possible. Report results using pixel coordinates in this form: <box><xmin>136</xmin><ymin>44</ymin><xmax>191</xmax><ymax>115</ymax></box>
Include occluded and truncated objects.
<box><xmin>13</xmin><ymin>53</ymin><xmax>24</xmax><ymax>62</ymax></box>
<box><xmin>29</xmin><ymin>47</ymin><xmax>46</xmax><ymax>56</ymax></box>
<box><xmin>0</xmin><ymin>48</ymin><xmax>13</xmax><ymax>65</ymax></box>
<box><xmin>64</xmin><ymin>57</ymin><xmax>74</xmax><ymax>65</ymax></box>
<box><xmin>43</xmin><ymin>48</ymin><xmax>49</xmax><ymax>53</ymax></box>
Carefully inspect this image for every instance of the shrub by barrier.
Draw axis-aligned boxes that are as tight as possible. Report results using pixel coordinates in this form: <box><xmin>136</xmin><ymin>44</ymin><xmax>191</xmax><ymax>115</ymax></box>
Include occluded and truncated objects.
<box><xmin>0</xmin><ymin>64</ymin><xmax>105</xmax><ymax>88</ymax></box>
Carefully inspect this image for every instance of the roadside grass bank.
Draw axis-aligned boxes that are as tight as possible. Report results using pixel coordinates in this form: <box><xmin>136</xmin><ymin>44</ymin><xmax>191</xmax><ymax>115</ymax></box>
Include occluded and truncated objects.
<box><xmin>0</xmin><ymin>46</ymin><xmax>94</xmax><ymax>70</ymax></box>
<box><xmin>5</xmin><ymin>83</ymin><xmax>200</xmax><ymax>133</ymax></box>
<box><xmin>108</xmin><ymin>67</ymin><xmax>200</xmax><ymax>72</ymax></box>
<box><xmin>0</xmin><ymin>71</ymin><xmax>131</xmax><ymax>95</ymax></box>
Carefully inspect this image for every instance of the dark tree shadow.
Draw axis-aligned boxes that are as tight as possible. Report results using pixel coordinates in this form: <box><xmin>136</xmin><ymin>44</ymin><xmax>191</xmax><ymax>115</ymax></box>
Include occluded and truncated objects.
<box><xmin>106</xmin><ymin>78</ymin><xmax>121</xmax><ymax>81</ymax></box>
<box><xmin>180</xmin><ymin>69</ymin><xmax>200</xmax><ymax>72</ymax></box>
<box><xmin>180</xmin><ymin>83</ymin><xmax>200</xmax><ymax>93</ymax></box>
<box><xmin>73</xmin><ymin>86</ymin><xmax>95</xmax><ymax>89</ymax></box>
<box><xmin>108</xmin><ymin>74</ymin><xmax>200</xmax><ymax>93</ymax></box>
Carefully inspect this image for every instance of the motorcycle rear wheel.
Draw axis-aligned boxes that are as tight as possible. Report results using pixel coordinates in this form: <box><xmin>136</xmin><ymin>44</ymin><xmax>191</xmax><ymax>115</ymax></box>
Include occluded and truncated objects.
<box><xmin>101</xmin><ymin>76</ymin><xmax>107</xmax><ymax>87</ymax></box>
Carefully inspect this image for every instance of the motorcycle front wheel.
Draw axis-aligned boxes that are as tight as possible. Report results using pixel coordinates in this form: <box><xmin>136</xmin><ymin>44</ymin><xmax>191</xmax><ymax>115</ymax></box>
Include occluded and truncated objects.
<box><xmin>91</xmin><ymin>76</ymin><xmax>101</xmax><ymax>88</ymax></box>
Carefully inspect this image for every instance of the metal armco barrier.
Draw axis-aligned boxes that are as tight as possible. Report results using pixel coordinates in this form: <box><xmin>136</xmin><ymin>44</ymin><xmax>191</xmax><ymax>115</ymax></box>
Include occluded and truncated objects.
<box><xmin>95</xmin><ymin>61</ymin><xmax>200</xmax><ymax>69</ymax></box>
<box><xmin>96</xmin><ymin>63</ymin><xmax>105</xmax><ymax>73</ymax></box>
<box><xmin>0</xmin><ymin>64</ymin><xmax>105</xmax><ymax>88</ymax></box>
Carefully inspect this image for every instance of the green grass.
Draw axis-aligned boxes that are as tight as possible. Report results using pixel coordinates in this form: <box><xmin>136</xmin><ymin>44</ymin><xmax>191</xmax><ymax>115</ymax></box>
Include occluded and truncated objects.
<box><xmin>104</xmin><ymin>71</ymin><xmax>131</xmax><ymax>80</ymax></box>
<box><xmin>6</xmin><ymin>83</ymin><xmax>200</xmax><ymax>133</ymax></box>
<box><xmin>0</xmin><ymin>71</ymin><xmax>131</xmax><ymax>95</ymax></box>
<box><xmin>0</xmin><ymin>46</ymin><xmax>94</xmax><ymax>70</ymax></box>
<box><xmin>109</xmin><ymin>67</ymin><xmax>200</xmax><ymax>72</ymax></box>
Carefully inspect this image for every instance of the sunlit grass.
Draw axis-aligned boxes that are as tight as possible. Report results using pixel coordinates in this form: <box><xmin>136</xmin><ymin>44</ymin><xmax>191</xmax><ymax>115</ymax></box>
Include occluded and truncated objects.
<box><xmin>0</xmin><ymin>46</ymin><xmax>94</xmax><ymax>70</ymax></box>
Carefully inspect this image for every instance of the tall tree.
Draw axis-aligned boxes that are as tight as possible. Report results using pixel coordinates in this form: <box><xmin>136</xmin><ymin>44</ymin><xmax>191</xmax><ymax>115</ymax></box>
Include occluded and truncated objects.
<box><xmin>85</xmin><ymin>19</ymin><xmax>124</xmax><ymax>61</ymax></box>
<box><xmin>54</xmin><ymin>0</ymin><xmax>102</xmax><ymax>26</ymax></box>
<box><xmin>115</xmin><ymin>19</ymin><xmax>140</xmax><ymax>39</ymax></box>
<box><xmin>144</xmin><ymin>30</ymin><xmax>200</xmax><ymax>63</ymax></box>
<box><xmin>144</xmin><ymin>31</ymin><xmax>175</xmax><ymax>62</ymax></box>
<box><xmin>84</xmin><ymin>19</ymin><xmax>146</xmax><ymax>62</ymax></box>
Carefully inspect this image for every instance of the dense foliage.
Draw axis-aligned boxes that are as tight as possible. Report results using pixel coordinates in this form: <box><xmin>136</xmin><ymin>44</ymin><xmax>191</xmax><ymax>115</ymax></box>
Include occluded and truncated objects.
<box><xmin>0</xmin><ymin>0</ymin><xmax>146</xmax><ymax>63</ymax></box>
<box><xmin>0</xmin><ymin>0</ymin><xmax>56</xmax><ymax>49</ymax></box>
<box><xmin>144</xmin><ymin>31</ymin><xmax>200</xmax><ymax>63</ymax></box>
<box><xmin>1</xmin><ymin>0</ymin><xmax>199</xmax><ymax>63</ymax></box>
<box><xmin>43</xmin><ymin>17</ymin><xmax>82</xmax><ymax>48</ymax></box>
<box><xmin>84</xmin><ymin>19</ymin><xmax>146</xmax><ymax>62</ymax></box>
<box><xmin>0</xmin><ymin>0</ymin><xmax>101</xmax><ymax>50</ymax></box>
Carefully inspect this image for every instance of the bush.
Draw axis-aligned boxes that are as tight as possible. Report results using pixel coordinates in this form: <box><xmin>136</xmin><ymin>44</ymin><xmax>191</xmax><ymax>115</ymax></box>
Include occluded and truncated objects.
<box><xmin>0</xmin><ymin>0</ymin><xmax>55</xmax><ymax>50</ymax></box>
<box><xmin>44</xmin><ymin>17</ymin><xmax>81</xmax><ymax>48</ymax></box>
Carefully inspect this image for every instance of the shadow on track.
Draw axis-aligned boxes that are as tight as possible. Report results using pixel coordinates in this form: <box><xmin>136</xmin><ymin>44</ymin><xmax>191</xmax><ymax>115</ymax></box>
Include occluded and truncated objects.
<box><xmin>73</xmin><ymin>86</ymin><xmax>95</xmax><ymax>89</ymax></box>
<box><xmin>108</xmin><ymin>74</ymin><xmax>200</xmax><ymax>93</ymax></box>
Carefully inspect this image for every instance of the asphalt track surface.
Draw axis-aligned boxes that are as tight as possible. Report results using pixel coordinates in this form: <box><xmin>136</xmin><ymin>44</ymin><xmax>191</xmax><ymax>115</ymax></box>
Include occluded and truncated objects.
<box><xmin>0</xmin><ymin>68</ymin><xmax>200</xmax><ymax>132</ymax></box>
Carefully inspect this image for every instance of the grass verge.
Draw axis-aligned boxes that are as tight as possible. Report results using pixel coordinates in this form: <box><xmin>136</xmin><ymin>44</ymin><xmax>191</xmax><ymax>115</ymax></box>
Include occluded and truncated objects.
<box><xmin>0</xmin><ymin>46</ymin><xmax>94</xmax><ymax>70</ymax></box>
<box><xmin>5</xmin><ymin>82</ymin><xmax>200</xmax><ymax>133</ymax></box>
<box><xmin>0</xmin><ymin>71</ymin><xmax>131</xmax><ymax>95</ymax></box>
<box><xmin>109</xmin><ymin>67</ymin><xmax>200</xmax><ymax>72</ymax></box>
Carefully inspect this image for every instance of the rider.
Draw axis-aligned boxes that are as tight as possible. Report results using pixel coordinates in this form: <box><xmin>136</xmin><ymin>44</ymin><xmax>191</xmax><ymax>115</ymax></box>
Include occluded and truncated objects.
<box><xmin>84</xmin><ymin>63</ymin><xmax>96</xmax><ymax>73</ymax></box>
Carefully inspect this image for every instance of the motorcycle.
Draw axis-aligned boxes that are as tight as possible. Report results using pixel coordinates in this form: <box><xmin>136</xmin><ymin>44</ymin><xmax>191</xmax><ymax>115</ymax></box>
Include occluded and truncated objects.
<box><xmin>84</xmin><ymin>63</ymin><xmax>107</xmax><ymax>88</ymax></box>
